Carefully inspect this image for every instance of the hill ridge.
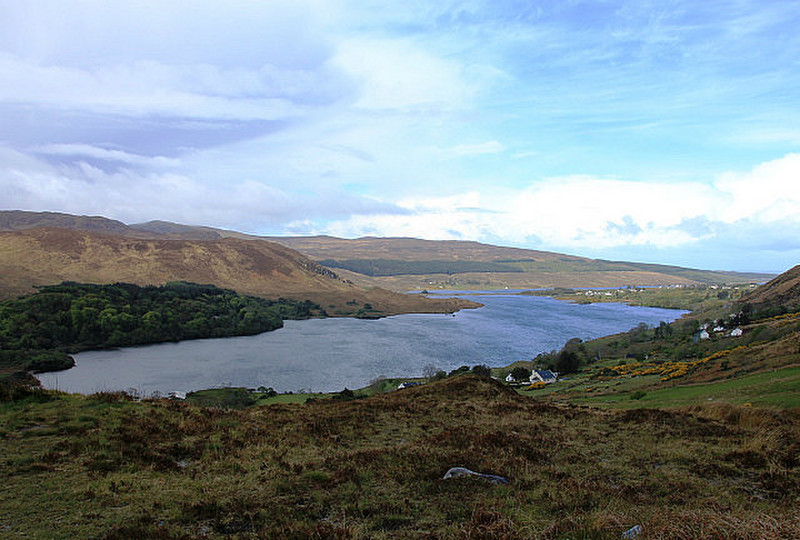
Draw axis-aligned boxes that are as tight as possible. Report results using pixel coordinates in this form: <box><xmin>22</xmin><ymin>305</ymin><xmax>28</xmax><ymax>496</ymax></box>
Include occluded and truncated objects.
<box><xmin>0</xmin><ymin>211</ymin><xmax>774</xmax><ymax>290</ymax></box>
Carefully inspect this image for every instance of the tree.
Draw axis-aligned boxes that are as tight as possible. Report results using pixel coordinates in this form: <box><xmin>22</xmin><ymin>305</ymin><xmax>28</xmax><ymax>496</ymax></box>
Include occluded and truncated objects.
<box><xmin>555</xmin><ymin>350</ymin><xmax>580</xmax><ymax>374</ymax></box>
<box><xmin>449</xmin><ymin>365</ymin><xmax>470</xmax><ymax>377</ymax></box>
<box><xmin>471</xmin><ymin>364</ymin><xmax>492</xmax><ymax>378</ymax></box>
<box><xmin>732</xmin><ymin>303</ymin><xmax>752</xmax><ymax>326</ymax></box>
<box><xmin>423</xmin><ymin>363</ymin><xmax>440</xmax><ymax>380</ymax></box>
<box><xmin>509</xmin><ymin>366</ymin><xmax>531</xmax><ymax>382</ymax></box>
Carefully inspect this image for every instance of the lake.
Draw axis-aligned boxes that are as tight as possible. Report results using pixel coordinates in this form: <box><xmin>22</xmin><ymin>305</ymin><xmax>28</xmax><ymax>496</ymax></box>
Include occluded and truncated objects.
<box><xmin>37</xmin><ymin>292</ymin><xmax>686</xmax><ymax>395</ymax></box>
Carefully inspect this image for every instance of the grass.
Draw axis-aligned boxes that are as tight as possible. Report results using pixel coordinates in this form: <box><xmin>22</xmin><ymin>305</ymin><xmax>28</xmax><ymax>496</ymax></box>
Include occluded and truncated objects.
<box><xmin>519</xmin><ymin>357</ymin><xmax>800</xmax><ymax>409</ymax></box>
<box><xmin>1</xmin><ymin>375</ymin><xmax>799</xmax><ymax>539</ymax></box>
<box><xmin>574</xmin><ymin>366</ymin><xmax>800</xmax><ymax>409</ymax></box>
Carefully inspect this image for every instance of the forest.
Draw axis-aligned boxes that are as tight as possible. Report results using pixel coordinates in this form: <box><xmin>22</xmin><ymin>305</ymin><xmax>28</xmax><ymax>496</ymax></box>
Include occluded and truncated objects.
<box><xmin>0</xmin><ymin>281</ymin><xmax>321</xmax><ymax>374</ymax></box>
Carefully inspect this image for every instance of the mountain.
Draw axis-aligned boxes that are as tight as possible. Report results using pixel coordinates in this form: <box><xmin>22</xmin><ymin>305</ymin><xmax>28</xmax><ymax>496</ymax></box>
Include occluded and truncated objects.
<box><xmin>0</xmin><ymin>211</ymin><xmax>772</xmax><ymax>292</ymax></box>
<box><xmin>0</xmin><ymin>226</ymin><xmax>475</xmax><ymax>316</ymax></box>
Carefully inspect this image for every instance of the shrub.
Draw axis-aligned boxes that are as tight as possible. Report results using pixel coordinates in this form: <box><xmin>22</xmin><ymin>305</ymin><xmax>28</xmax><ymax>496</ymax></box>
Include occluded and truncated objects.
<box><xmin>471</xmin><ymin>364</ymin><xmax>492</xmax><ymax>378</ymax></box>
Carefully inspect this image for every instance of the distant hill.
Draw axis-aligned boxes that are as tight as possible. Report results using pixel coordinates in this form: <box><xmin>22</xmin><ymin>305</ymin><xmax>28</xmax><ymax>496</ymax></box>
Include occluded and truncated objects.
<box><xmin>0</xmin><ymin>226</ymin><xmax>475</xmax><ymax>316</ymax></box>
<box><xmin>0</xmin><ymin>210</ymin><xmax>132</xmax><ymax>236</ymax></box>
<box><xmin>0</xmin><ymin>211</ymin><xmax>224</xmax><ymax>241</ymax></box>
<box><xmin>129</xmin><ymin>220</ymin><xmax>224</xmax><ymax>240</ymax></box>
<box><xmin>0</xmin><ymin>211</ymin><xmax>772</xmax><ymax>291</ymax></box>
<box><xmin>263</xmin><ymin>236</ymin><xmax>772</xmax><ymax>290</ymax></box>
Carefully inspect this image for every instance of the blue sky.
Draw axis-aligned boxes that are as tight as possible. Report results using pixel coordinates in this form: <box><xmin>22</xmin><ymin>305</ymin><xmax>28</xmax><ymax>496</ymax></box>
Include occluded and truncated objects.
<box><xmin>1</xmin><ymin>1</ymin><xmax>799</xmax><ymax>273</ymax></box>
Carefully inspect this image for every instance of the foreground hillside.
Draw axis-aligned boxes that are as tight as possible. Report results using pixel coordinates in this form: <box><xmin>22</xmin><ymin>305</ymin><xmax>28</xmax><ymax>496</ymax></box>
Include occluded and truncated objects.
<box><xmin>0</xmin><ymin>227</ymin><xmax>476</xmax><ymax>317</ymax></box>
<box><xmin>1</xmin><ymin>376</ymin><xmax>798</xmax><ymax>539</ymax></box>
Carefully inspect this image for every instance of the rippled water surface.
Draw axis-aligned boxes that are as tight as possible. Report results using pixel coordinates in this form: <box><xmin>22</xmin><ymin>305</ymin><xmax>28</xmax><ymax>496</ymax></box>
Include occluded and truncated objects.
<box><xmin>38</xmin><ymin>292</ymin><xmax>685</xmax><ymax>395</ymax></box>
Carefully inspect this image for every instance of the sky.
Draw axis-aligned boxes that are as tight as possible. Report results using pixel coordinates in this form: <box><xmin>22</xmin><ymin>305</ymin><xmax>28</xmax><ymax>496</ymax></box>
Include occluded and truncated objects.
<box><xmin>1</xmin><ymin>1</ymin><xmax>799</xmax><ymax>274</ymax></box>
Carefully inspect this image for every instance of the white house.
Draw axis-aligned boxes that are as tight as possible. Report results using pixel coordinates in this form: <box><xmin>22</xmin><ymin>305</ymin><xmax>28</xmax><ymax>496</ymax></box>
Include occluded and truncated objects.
<box><xmin>730</xmin><ymin>327</ymin><xmax>743</xmax><ymax>337</ymax></box>
<box><xmin>530</xmin><ymin>370</ymin><xmax>558</xmax><ymax>384</ymax></box>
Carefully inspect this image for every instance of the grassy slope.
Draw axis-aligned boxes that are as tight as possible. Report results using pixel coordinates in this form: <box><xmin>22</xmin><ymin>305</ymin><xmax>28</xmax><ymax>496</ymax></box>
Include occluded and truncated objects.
<box><xmin>1</xmin><ymin>376</ymin><xmax>798</xmax><ymax>539</ymax></box>
<box><xmin>538</xmin><ymin>366</ymin><xmax>800</xmax><ymax>409</ymax></box>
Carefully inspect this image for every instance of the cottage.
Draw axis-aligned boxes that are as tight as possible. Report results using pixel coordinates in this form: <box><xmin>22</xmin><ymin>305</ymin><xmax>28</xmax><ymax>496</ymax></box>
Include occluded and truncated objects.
<box><xmin>530</xmin><ymin>370</ymin><xmax>558</xmax><ymax>384</ymax></box>
<box><xmin>397</xmin><ymin>382</ymin><xmax>421</xmax><ymax>390</ymax></box>
<box><xmin>730</xmin><ymin>327</ymin><xmax>743</xmax><ymax>337</ymax></box>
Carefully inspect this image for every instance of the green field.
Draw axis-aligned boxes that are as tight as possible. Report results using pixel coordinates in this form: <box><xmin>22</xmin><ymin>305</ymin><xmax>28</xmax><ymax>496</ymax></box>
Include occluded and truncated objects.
<box><xmin>581</xmin><ymin>366</ymin><xmax>800</xmax><ymax>408</ymax></box>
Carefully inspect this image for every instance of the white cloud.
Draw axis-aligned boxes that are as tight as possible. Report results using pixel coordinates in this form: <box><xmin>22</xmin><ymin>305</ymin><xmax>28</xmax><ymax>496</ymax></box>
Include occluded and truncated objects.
<box><xmin>34</xmin><ymin>144</ymin><xmax>180</xmax><ymax>168</ymax></box>
<box><xmin>331</xmin><ymin>38</ymin><xmax>478</xmax><ymax>111</ymax></box>
<box><xmin>401</xmin><ymin>191</ymin><xmax>483</xmax><ymax>212</ymax></box>
<box><xmin>713</xmin><ymin>153</ymin><xmax>800</xmax><ymax>223</ymax></box>
<box><xmin>318</xmin><ymin>154</ymin><xmax>800</xmax><ymax>260</ymax></box>
<box><xmin>0</xmin><ymin>145</ymin><xmax>403</xmax><ymax>230</ymax></box>
<box><xmin>0</xmin><ymin>55</ymin><xmax>310</xmax><ymax>121</ymax></box>
<box><xmin>441</xmin><ymin>141</ymin><xmax>506</xmax><ymax>158</ymax></box>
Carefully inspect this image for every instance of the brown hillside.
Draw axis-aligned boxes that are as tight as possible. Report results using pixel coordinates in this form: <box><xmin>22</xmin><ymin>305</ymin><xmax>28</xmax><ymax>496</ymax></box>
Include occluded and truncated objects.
<box><xmin>742</xmin><ymin>264</ymin><xmax>800</xmax><ymax>310</ymax></box>
<box><xmin>0</xmin><ymin>228</ymin><xmax>477</xmax><ymax>316</ymax></box>
<box><xmin>262</xmin><ymin>235</ymin><xmax>583</xmax><ymax>262</ymax></box>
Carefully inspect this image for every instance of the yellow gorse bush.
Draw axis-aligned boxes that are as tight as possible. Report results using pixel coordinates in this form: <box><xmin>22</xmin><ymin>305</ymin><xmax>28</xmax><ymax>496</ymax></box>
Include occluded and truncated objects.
<box><xmin>602</xmin><ymin>344</ymin><xmax>751</xmax><ymax>381</ymax></box>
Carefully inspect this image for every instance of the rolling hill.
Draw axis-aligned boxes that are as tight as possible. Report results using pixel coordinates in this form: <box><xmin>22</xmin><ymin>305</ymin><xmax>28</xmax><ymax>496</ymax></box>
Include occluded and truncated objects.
<box><xmin>262</xmin><ymin>235</ymin><xmax>772</xmax><ymax>291</ymax></box>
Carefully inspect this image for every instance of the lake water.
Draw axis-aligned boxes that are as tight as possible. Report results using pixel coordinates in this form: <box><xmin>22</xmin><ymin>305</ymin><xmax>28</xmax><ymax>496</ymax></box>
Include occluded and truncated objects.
<box><xmin>37</xmin><ymin>292</ymin><xmax>685</xmax><ymax>395</ymax></box>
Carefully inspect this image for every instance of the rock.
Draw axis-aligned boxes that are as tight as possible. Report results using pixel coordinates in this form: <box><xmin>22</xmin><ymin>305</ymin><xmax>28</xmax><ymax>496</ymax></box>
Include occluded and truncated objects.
<box><xmin>622</xmin><ymin>524</ymin><xmax>642</xmax><ymax>538</ymax></box>
<box><xmin>442</xmin><ymin>467</ymin><xmax>509</xmax><ymax>485</ymax></box>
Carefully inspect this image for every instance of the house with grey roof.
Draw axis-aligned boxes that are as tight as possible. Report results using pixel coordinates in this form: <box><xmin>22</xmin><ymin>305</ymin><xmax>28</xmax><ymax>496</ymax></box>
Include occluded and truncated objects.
<box><xmin>530</xmin><ymin>370</ymin><xmax>558</xmax><ymax>384</ymax></box>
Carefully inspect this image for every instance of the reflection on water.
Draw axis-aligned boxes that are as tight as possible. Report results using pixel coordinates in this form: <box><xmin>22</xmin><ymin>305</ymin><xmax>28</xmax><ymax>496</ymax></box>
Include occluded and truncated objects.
<box><xmin>38</xmin><ymin>293</ymin><xmax>685</xmax><ymax>395</ymax></box>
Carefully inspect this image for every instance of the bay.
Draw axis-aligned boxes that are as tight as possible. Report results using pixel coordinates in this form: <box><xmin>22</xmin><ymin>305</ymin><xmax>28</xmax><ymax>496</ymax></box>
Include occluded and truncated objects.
<box><xmin>37</xmin><ymin>292</ymin><xmax>686</xmax><ymax>395</ymax></box>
